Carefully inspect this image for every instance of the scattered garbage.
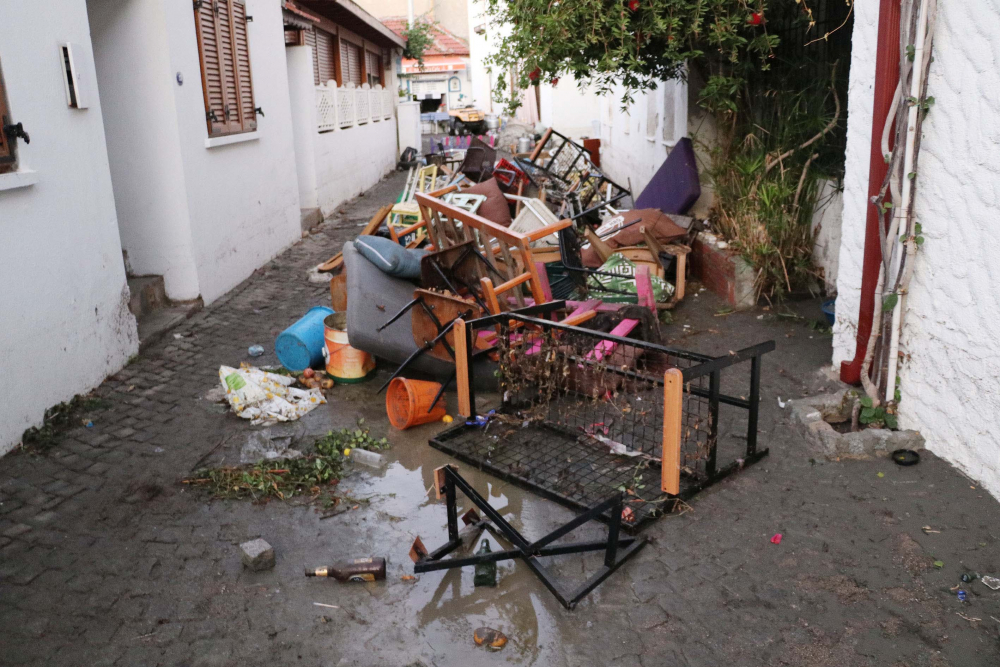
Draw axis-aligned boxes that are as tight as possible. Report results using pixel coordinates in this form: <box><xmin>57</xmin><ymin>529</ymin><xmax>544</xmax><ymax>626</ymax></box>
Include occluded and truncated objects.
<box><xmin>933</xmin><ymin>560</ymin><xmax>945</xmax><ymax>569</ymax></box>
<box><xmin>274</xmin><ymin>306</ymin><xmax>335</xmax><ymax>372</ymax></box>
<box><xmin>473</xmin><ymin>540</ymin><xmax>497</xmax><ymax>587</ymax></box>
<box><xmin>240</xmin><ymin>538</ymin><xmax>275</xmax><ymax>571</ymax></box>
<box><xmin>777</xmin><ymin>397</ymin><xmax>787</xmax><ymax>409</ymax></box>
<box><xmin>248</xmin><ymin>344</ymin><xmax>265</xmax><ymax>357</ymax></box>
<box><xmin>891</xmin><ymin>449</ymin><xmax>920</xmax><ymax>466</ymax></box>
<box><xmin>304</xmin><ymin>557</ymin><xmax>386</xmax><ymax>582</ymax></box>
<box><xmin>770</xmin><ymin>533</ymin><xmax>783</xmax><ymax>545</ymax></box>
<box><xmin>218</xmin><ymin>365</ymin><xmax>326</xmax><ymax>425</ymax></box>
<box><xmin>961</xmin><ymin>573</ymin><xmax>978</xmax><ymax>583</ymax></box>
<box><xmin>958</xmin><ymin>589</ymin><xmax>968</xmax><ymax>602</ymax></box>
<box><xmin>386</xmin><ymin>378</ymin><xmax>446</xmax><ymax>429</ymax></box>
<box><xmin>84</xmin><ymin>420</ymin><xmax>94</xmax><ymax>429</ymax></box>
<box><xmin>240</xmin><ymin>429</ymin><xmax>301</xmax><ymax>465</ymax></box>
<box><xmin>442</xmin><ymin>415</ymin><xmax>454</xmax><ymax>423</ymax></box>
<box><xmin>345</xmin><ymin>447</ymin><xmax>385</xmax><ymax>469</ymax></box>
<box><xmin>981</xmin><ymin>576</ymin><xmax>1000</xmax><ymax>590</ymax></box>
<box><xmin>473</xmin><ymin>627</ymin><xmax>508</xmax><ymax>651</ymax></box>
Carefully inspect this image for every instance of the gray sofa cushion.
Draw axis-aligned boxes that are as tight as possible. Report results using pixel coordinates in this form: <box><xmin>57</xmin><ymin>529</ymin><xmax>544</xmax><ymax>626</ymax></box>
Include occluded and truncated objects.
<box><xmin>354</xmin><ymin>236</ymin><xmax>427</xmax><ymax>279</ymax></box>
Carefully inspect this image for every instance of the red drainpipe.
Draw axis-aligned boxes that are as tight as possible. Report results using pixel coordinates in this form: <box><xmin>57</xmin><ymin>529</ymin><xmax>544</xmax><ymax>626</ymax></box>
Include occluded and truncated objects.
<box><xmin>840</xmin><ymin>0</ymin><xmax>902</xmax><ymax>385</ymax></box>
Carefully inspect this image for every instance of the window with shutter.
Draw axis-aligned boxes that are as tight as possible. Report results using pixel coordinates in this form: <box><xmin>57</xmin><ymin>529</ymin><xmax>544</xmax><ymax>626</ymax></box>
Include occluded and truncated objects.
<box><xmin>303</xmin><ymin>28</ymin><xmax>319</xmax><ymax>86</ymax></box>
<box><xmin>365</xmin><ymin>51</ymin><xmax>382</xmax><ymax>87</ymax></box>
<box><xmin>340</xmin><ymin>40</ymin><xmax>362</xmax><ymax>86</ymax></box>
<box><xmin>0</xmin><ymin>62</ymin><xmax>11</xmax><ymax>170</ymax></box>
<box><xmin>315</xmin><ymin>29</ymin><xmax>336</xmax><ymax>85</ymax></box>
<box><xmin>194</xmin><ymin>0</ymin><xmax>256</xmax><ymax>138</ymax></box>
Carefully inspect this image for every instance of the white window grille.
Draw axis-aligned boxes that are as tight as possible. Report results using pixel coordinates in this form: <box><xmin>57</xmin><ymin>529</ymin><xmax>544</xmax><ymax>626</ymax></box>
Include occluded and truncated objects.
<box><xmin>384</xmin><ymin>87</ymin><xmax>393</xmax><ymax>120</ymax></box>
<box><xmin>338</xmin><ymin>82</ymin><xmax>355</xmax><ymax>128</ymax></box>
<box><xmin>370</xmin><ymin>86</ymin><xmax>382</xmax><ymax>122</ymax></box>
<box><xmin>356</xmin><ymin>83</ymin><xmax>370</xmax><ymax>124</ymax></box>
<box><xmin>317</xmin><ymin>84</ymin><xmax>337</xmax><ymax>132</ymax></box>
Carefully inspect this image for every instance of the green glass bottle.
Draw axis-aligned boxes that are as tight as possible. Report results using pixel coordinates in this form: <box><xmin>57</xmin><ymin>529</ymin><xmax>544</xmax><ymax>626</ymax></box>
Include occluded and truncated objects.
<box><xmin>473</xmin><ymin>540</ymin><xmax>497</xmax><ymax>587</ymax></box>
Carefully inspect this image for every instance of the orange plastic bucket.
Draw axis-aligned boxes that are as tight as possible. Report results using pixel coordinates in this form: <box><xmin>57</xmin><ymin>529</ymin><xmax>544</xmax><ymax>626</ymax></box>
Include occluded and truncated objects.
<box><xmin>386</xmin><ymin>378</ymin><xmax>446</xmax><ymax>429</ymax></box>
<box><xmin>324</xmin><ymin>314</ymin><xmax>376</xmax><ymax>383</ymax></box>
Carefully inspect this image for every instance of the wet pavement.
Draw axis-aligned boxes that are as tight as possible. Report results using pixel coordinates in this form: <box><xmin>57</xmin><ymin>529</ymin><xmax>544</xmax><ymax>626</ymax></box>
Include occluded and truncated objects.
<box><xmin>2</xmin><ymin>170</ymin><xmax>1000</xmax><ymax>666</ymax></box>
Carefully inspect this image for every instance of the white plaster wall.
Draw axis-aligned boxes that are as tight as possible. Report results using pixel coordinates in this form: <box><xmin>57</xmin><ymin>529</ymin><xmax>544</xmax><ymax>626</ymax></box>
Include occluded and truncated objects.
<box><xmin>398</xmin><ymin>100</ymin><xmax>422</xmax><ymax>152</ymax></box>
<box><xmin>467</xmin><ymin>0</ymin><xmax>501</xmax><ymax>115</ymax></box>
<box><xmin>836</xmin><ymin>1</ymin><xmax>1000</xmax><ymax>499</ymax></box>
<box><xmin>314</xmin><ymin>110</ymin><xmax>398</xmax><ymax>218</ymax></box>
<box><xmin>811</xmin><ymin>179</ymin><xmax>844</xmax><ymax>293</ymax></box>
<box><xmin>0</xmin><ymin>0</ymin><xmax>138</xmax><ymax>456</ymax></box>
<box><xmin>87</xmin><ymin>0</ymin><xmax>200</xmax><ymax>300</ymax></box>
<box><xmin>164</xmin><ymin>0</ymin><xmax>302</xmax><ymax>305</ymax></box>
<box><xmin>286</xmin><ymin>46</ymin><xmax>319</xmax><ymax>211</ymax></box>
<box><xmin>539</xmin><ymin>80</ymin><xmax>600</xmax><ymax>139</ymax></box>
<box><xmin>832</xmin><ymin>0</ymin><xmax>879</xmax><ymax>365</ymax></box>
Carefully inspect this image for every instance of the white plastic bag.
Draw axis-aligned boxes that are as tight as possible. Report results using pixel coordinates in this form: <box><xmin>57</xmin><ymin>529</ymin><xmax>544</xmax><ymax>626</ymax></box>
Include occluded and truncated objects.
<box><xmin>218</xmin><ymin>365</ymin><xmax>325</xmax><ymax>425</ymax></box>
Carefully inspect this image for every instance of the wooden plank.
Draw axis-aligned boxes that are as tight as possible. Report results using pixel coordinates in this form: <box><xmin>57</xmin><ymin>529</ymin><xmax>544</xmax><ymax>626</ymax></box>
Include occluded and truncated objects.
<box><xmin>661</xmin><ymin>368</ymin><xmax>683</xmax><ymax>495</ymax></box>
<box><xmin>496</xmin><ymin>241</ymin><xmax>524</xmax><ymax>307</ymax></box>
<box><xmin>528</xmin><ymin>128</ymin><xmax>552</xmax><ymax>162</ymax></box>
<box><xmin>454</xmin><ymin>318</ymin><xmax>472</xmax><ymax>418</ymax></box>
<box><xmin>559</xmin><ymin>309</ymin><xmax>597</xmax><ymax>327</ymax></box>
<box><xmin>524</xmin><ymin>219</ymin><xmax>573</xmax><ymax>242</ymax></box>
<box><xmin>635</xmin><ymin>265</ymin><xmax>656</xmax><ymax>313</ymax></box>
<box><xmin>480</xmin><ymin>277</ymin><xmax>504</xmax><ymax>315</ymax></box>
<box><xmin>495</xmin><ymin>271</ymin><xmax>532</xmax><ymax>295</ymax></box>
<box><xmin>584</xmin><ymin>226</ymin><xmax>613</xmax><ymax>264</ymax></box>
<box><xmin>534</xmin><ymin>261</ymin><xmax>553</xmax><ymax>302</ymax></box>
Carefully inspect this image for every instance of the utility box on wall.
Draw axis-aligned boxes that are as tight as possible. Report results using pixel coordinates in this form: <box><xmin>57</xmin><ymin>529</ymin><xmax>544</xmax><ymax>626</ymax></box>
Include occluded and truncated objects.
<box><xmin>60</xmin><ymin>43</ymin><xmax>94</xmax><ymax>109</ymax></box>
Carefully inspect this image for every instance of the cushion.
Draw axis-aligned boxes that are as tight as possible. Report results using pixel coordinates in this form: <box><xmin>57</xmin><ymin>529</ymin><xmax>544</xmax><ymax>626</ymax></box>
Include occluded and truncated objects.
<box><xmin>461</xmin><ymin>177</ymin><xmax>513</xmax><ymax>227</ymax></box>
<box><xmin>634</xmin><ymin>137</ymin><xmax>701</xmax><ymax>215</ymax></box>
<box><xmin>354</xmin><ymin>236</ymin><xmax>427</xmax><ymax>280</ymax></box>
<box><xmin>581</xmin><ymin>209</ymin><xmax>688</xmax><ymax>267</ymax></box>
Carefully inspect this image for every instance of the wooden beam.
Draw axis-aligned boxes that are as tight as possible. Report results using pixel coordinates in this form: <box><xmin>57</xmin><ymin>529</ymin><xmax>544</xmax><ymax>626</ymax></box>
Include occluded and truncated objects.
<box><xmin>454</xmin><ymin>318</ymin><xmax>471</xmax><ymax>418</ymax></box>
<box><xmin>661</xmin><ymin>368</ymin><xmax>683</xmax><ymax>495</ymax></box>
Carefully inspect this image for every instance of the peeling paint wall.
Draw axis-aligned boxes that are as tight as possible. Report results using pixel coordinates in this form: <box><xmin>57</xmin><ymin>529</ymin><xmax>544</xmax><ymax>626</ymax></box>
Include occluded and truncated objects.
<box><xmin>835</xmin><ymin>1</ymin><xmax>1000</xmax><ymax>498</ymax></box>
<box><xmin>0</xmin><ymin>0</ymin><xmax>139</xmax><ymax>457</ymax></box>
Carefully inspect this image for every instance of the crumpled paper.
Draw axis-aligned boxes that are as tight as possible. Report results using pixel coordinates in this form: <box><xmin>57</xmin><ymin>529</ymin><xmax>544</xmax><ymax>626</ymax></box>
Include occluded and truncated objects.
<box><xmin>218</xmin><ymin>365</ymin><xmax>325</xmax><ymax>425</ymax></box>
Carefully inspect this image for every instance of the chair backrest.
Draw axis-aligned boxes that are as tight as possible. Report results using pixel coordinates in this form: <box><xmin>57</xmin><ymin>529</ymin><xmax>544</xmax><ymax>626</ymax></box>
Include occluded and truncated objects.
<box><xmin>415</xmin><ymin>191</ymin><xmax>548</xmax><ymax>312</ymax></box>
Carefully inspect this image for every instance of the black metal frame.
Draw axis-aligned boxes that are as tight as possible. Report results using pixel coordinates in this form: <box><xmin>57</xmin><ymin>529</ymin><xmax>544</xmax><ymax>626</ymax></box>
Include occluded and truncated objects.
<box><xmin>431</xmin><ymin>311</ymin><xmax>775</xmax><ymax>530</ymax></box>
<box><xmin>413</xmin><ymin>465</ymin><xmax>647</xmax><ymax>609</ymax></box>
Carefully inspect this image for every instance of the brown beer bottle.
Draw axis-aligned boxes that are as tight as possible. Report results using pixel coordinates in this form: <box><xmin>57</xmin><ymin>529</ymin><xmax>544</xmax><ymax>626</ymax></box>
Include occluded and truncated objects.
<box><xmin>304</xmin><ymin>557</ymin><xmax>386</xmax><ymax>582</ymax></box>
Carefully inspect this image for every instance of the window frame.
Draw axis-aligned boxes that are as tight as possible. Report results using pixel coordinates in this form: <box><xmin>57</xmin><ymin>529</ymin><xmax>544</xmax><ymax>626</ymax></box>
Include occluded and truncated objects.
<box><xmin>193</xmin><ymin>0</ymin><xmax>257</xmax><ymax>140</ymax></box>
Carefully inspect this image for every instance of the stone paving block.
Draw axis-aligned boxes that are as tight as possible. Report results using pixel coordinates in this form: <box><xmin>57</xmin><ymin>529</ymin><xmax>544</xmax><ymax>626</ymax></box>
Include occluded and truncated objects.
<box><xmin>239</xmin><ymin>538</ymin><xmax>274</xmax><ymax>571</ymax></box>
<box><xmin>3</xmin><ymin>522</ymin><xmax>32</xmax><ymax>538</ymax></box>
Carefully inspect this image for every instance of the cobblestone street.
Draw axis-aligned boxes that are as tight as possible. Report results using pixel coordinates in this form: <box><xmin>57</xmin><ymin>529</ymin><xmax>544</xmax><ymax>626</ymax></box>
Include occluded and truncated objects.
<box><xmin>2</xmin><ymin>172</ymin><xmax>999</xmax><ymax>667</ymax></box>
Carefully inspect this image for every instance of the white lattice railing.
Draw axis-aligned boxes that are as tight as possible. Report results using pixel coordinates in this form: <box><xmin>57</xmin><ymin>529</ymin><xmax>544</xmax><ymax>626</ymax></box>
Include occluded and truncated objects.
<box><xmin>315</xmin><ymin>84</ymin><xmax>393</xmax><ymax>132</ymax></box>
<box><xmin>317</xmin><ymin>85</ymin><xmax>337</xmax><ymax>132</ymax></box>
<box><xmin>356</xmin><ymin>83</ymin><xmax>371</xmax><ymax>124</ymax></box>
<box><xmin>370</xmin><ymin>87</ymin><xmax>382</xmax><ymax>122</ymax></box>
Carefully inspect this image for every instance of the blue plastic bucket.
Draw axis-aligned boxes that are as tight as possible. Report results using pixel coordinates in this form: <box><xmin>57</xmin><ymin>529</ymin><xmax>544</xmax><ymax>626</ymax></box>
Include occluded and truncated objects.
<box><xmin>821</xmin><ymin>299</ymin><xmax>836</xmax><ymax>326</ymax></box>
<box><xmin>275</xmin><ymin>306</ymin><xmax>335</xmax><ymax>371</ymax></box>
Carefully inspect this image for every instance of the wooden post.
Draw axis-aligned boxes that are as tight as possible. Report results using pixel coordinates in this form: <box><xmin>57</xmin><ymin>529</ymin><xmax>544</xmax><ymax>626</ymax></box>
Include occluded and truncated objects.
<box><xmin>454</xmin><ymin>318</ymin><xmax>472</xmax><ymax>418</ymax></box>
<box><xmin>661</xmin><ymin>368</ymin><xmax>683</xmax><ymax>495</ymax></box>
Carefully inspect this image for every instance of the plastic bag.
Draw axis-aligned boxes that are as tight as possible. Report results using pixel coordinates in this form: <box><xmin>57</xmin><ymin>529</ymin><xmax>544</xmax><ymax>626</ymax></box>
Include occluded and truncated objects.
<box><xmin>218</xmin><ymin>365</ymin><xmax>325</xmax><ymax>425</ymax></box>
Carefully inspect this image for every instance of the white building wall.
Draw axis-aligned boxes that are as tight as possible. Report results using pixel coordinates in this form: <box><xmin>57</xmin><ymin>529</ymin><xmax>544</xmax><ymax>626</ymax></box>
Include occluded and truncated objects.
<box><xmin>287</xmin><ymin>45</ymin><xmax>400</xmax><ymax>220</ymax></box>
<box><xmin>165</xmin><ymin>0</ymin><xmax>302</xmax><ymax>305</ymax></box>
<box><xmin>88</xmin><ymin>0</ymin><xmax>201</xmax><ymax>300</ymax></box>
<box><xmin>0</xmin><ymin>0</ymin><xmax>139</xmax><ymax>457</ymax></box>
<box><xmin>835</xmin><ymin>1</ymin><xmax>1000</xmax><ymax>498</ymax></box>
<box><xmin>539</xmin><ymin>80</ymin><xmax>599</xmax><ymax>139</ymax></box>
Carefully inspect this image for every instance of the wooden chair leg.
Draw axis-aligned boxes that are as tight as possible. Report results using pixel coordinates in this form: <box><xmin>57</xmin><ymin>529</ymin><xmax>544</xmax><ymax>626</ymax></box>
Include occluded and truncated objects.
<box><xmin>661</xmin><ymin>368</ymin><xmax>683</xmax><ymax>495</ymax></box>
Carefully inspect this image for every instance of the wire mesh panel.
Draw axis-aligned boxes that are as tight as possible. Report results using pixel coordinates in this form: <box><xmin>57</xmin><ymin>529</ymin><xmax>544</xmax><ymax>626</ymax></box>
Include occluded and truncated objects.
<box><xmin>370</xmin><ymin>87</ymin><xmax>382</xmax><ymax>122</ymax></box>
<box><xmin>316</xmin><ymin>86</ymin><xmax>338</xmax><ymax>133</ymax></box>
<box><xmin>337</xmin><ymin>84</ymin><xmax>355</xmax><ymax>128</ymax></box>
<box><xmin>430</xmin><ymin>312</ymin><xmax>774</xmax><ymax>531</ymax></box>
<box><xmin>356</xmin><ymin>83</ymin><xmax>370</xmax><ymax>124</ymax></box>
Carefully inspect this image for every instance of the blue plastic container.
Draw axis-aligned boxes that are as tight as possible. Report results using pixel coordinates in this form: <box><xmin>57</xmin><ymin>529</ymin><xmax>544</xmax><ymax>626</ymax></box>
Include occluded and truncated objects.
<box><xmin>821</xmin><ymin>299</ymin><xmax>836</xmax><ymax>326</ymax></box>
<box><xmin>275</xmin><ymin>306</ymin><xmax>335</xmax><ymax>371</ymax></box>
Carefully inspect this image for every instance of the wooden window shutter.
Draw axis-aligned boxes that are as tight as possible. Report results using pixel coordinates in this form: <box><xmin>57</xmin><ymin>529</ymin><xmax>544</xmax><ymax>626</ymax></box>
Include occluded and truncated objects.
<box><xmin>315</xmin><ymin>29</ymin><xmax>336</xmax><ymax>85</ymax></box>
<box><xmin>303</xmin><ymin>28</ymin><xmax>319</xmax><ymax>86</ymax></box>
<box><xmin>193</xmin><ymin>0</ymin><xmax>255</xmax><ymax>136</ymax></box>
<box><xmin>0</xmin><ymin>63</ymin><xmax>12</xmax><ymax>165</ymax></box>
<box><xmin>230</xmin><ymin>0</ymin><xmax>256</xmax><ymax>132</ymax></box>
<box><xmin>341</xmin><ymin>41</ymin><xmax>362</xmax><ymax>85</ymax></box>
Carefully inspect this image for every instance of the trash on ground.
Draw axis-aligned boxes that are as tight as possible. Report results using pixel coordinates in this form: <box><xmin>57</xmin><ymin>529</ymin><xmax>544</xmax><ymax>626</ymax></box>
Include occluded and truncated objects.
<box><xmin>921</xmin><ymin>525</ymin><xmax>941</xmax><ymax>534</ymax></box>
<box><xmin>473</xmin><ymin>540</ymin><xmax>497</xmax><ymax>587</ymax></box>
<box><xmin>891</xmin><ymin>448</ymin><xmax>920</xmax><ymax>466</ymax></box>
<box><xmin>386</xmin><ymin>378</ymin><xmax>446</xmax><ymax>429</ymax></box>
<box><xmin>981</xmin><ymin>576</ymin><xmax>1000</xmax><ymax>590</ymax></box>
<box><xmin>219</xmin><ymin>365</ymin><xmax>325</xmax><ymax>425</ymax></box>
<box><xmin>961</xmin><ymin>572</ymin><xmax>978</xmax><ymax>583</ymax></box>
<box><xmin>958</xmin><ymin>589</ymin><xmax>968</xmax><ymax>602</ymax></box>
<box><xmin>240</xmin><ymin>538</ymin><xmax>275</xmax><ymax>571</ymax></box>
<box><xmin>323</xmin><ymin>312</ymin><xmax>376</xmax><ymax>383</ymax></box>
<box><xmin>248</xmin><ymin>345</ymin><xmax>265</xmax><ymax>357</ymax></box>
<box><xmin>934</xmin><ymin>560</ymin><xmax>945</xmax><ymax>568</ymax></box>
<box><xmin>346</xmin><ymin>447</ymin><xmax>386</xmax><ymax>469</ymax></box>
<box><xmin>240</xmin><ymin>429</ymin><xmax>302</xmax><ymax>465</ymax></box>
<box><xmin>304</xmin><ymin>557</ymin><xmax>386</xmax><ymax>582</ymax></box>
<box><xmin>275</xmin><ymin>306</ymin><xmax>335</xmax><ymax>372</ymax></box>
<box><xmin>312</xmin><ymin>602</ymin><xmax>339</xmax><ymax>609</ymax></box>
<box><xmin>770</xmin><ymin>533</ymin><xmax>783</xmax><ymax>545</ymax></box>
<box><xmin>473</xmin><ymin>627</ymin><xmax>508</xmax><ymax>651</ymax></box>
<box><xmin>401</xmin><ymin>575</ymin><xmax>416</xmax><ymax>582</ymax></box>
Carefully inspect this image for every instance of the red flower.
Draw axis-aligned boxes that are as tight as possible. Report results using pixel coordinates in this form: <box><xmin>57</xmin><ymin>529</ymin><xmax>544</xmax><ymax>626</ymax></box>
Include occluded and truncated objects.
<box><xmin>748</xmin><ymin>12</ymin><xmax>763</xmax><ymax>25</ymax></box>
<box><xmin>528</xmin><ymin>67</ymin><xmax>540</xmax><ymax>82</ymax></box>
<box><xmin>628</xmin><ymin>0</ymin><xmax>640</xmax><ymax>11</ymax></box>
<box><xmin>550</xmin><ymin>78</ymin><xmax>559</xmax><ymax>86</ymax></box>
